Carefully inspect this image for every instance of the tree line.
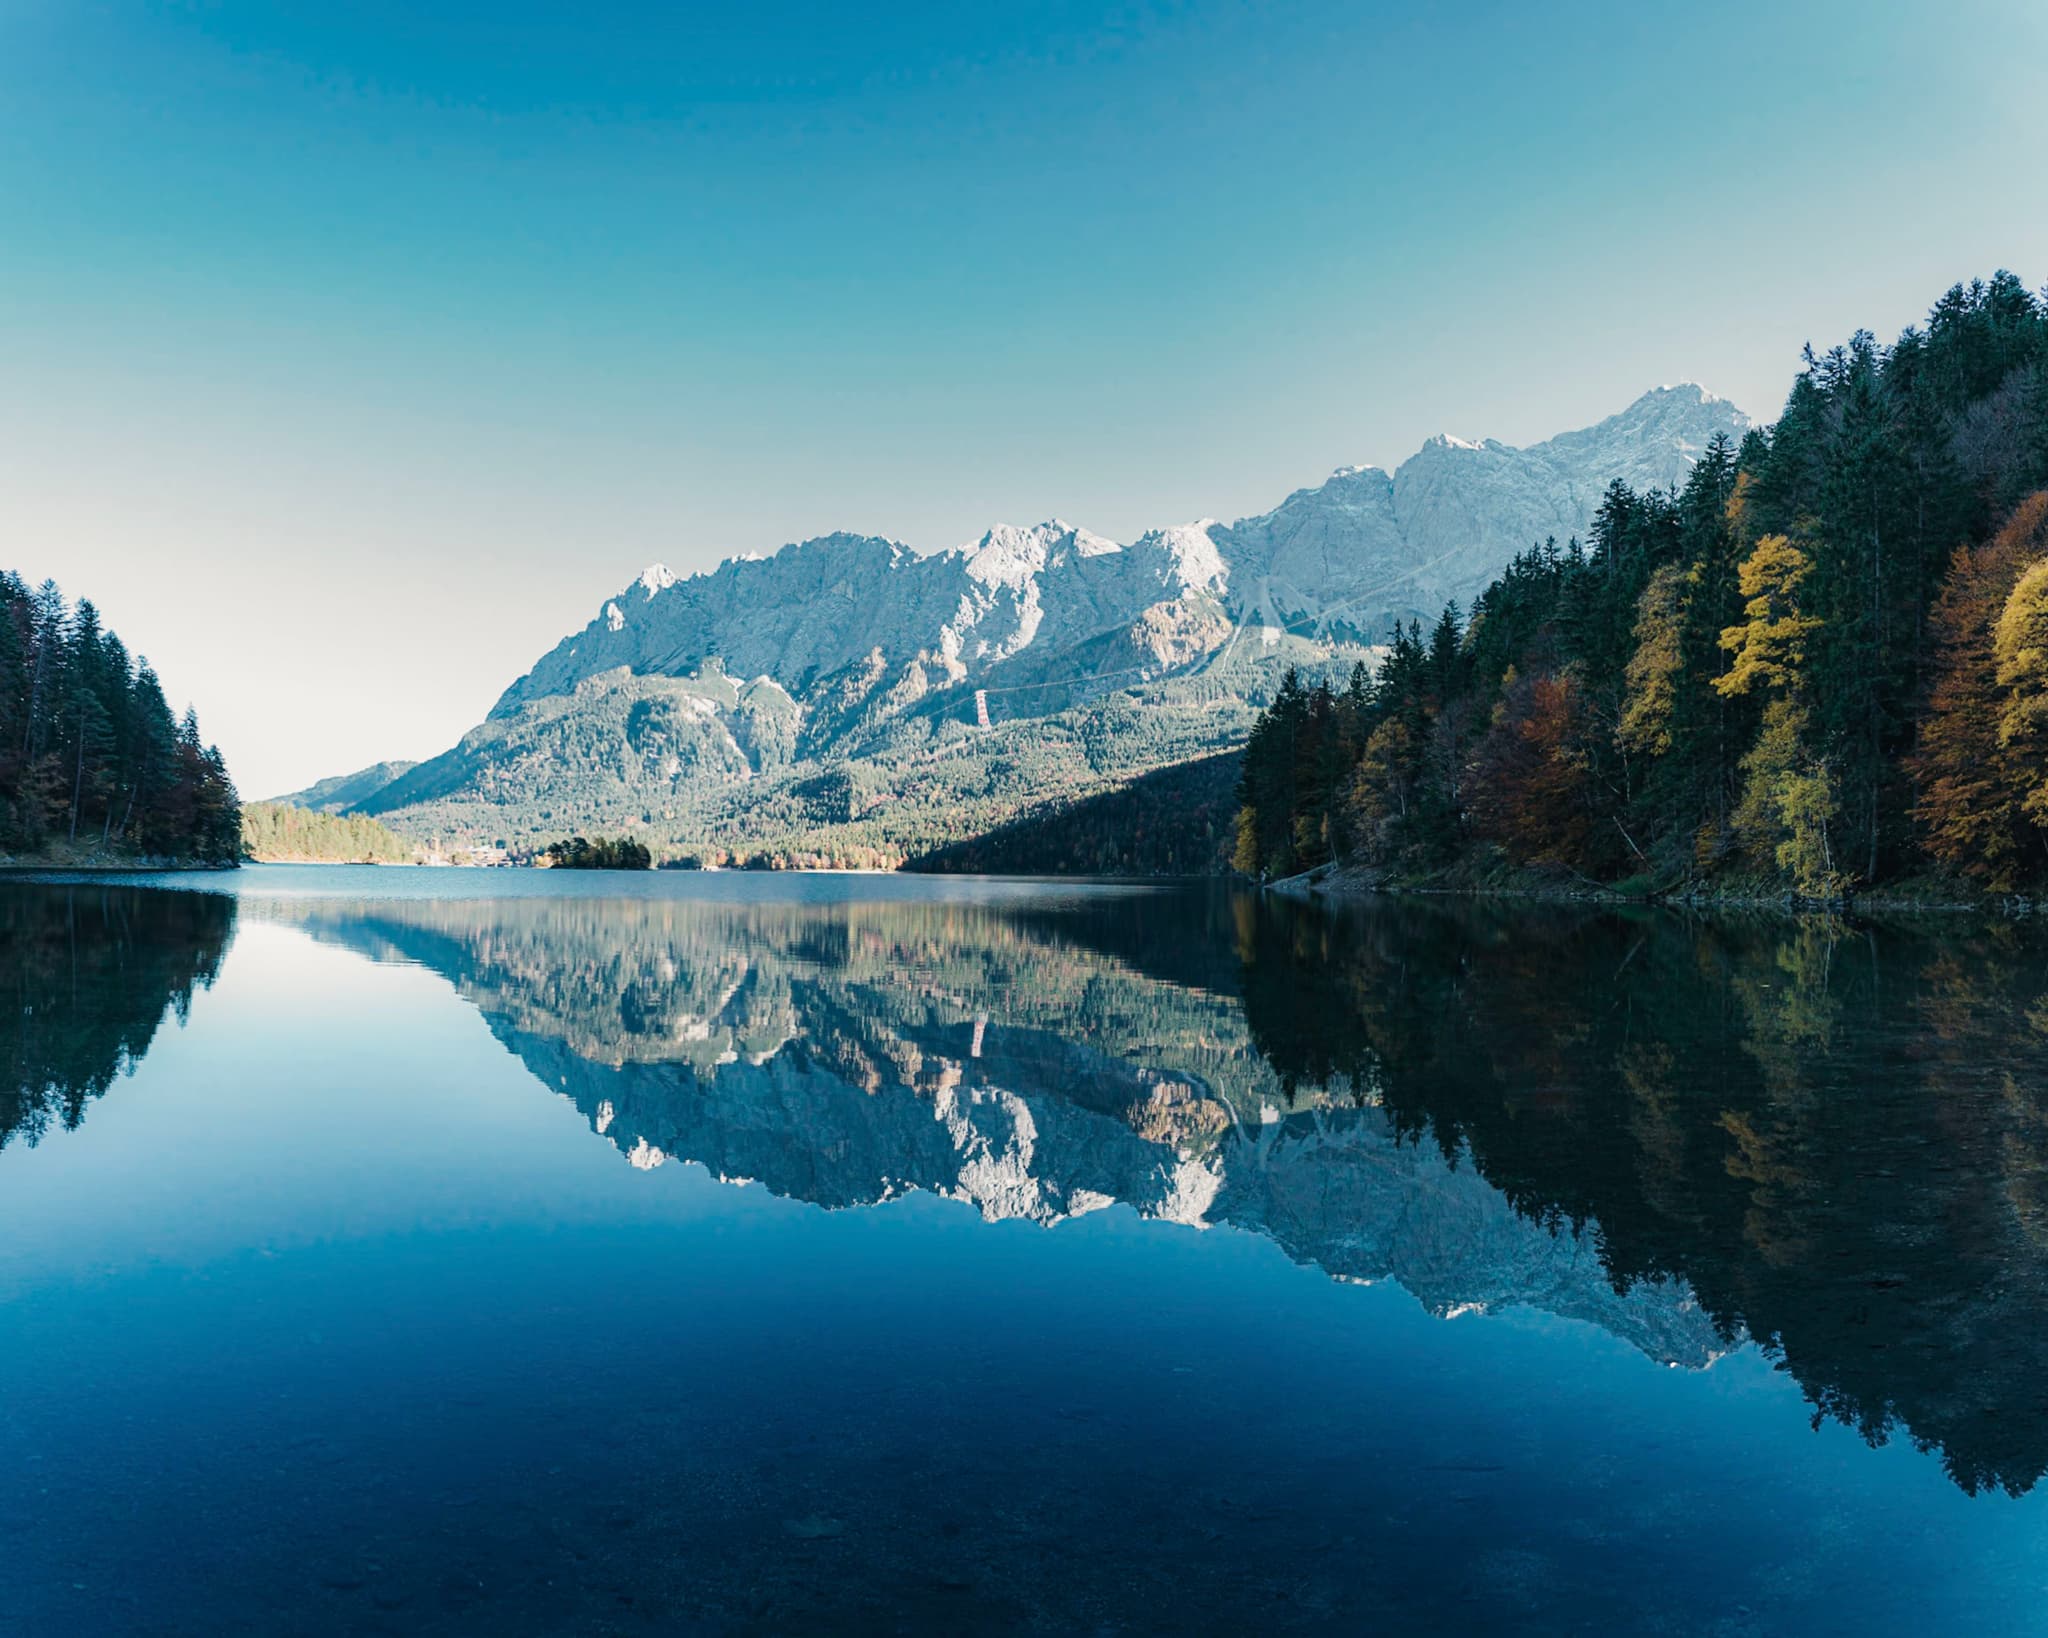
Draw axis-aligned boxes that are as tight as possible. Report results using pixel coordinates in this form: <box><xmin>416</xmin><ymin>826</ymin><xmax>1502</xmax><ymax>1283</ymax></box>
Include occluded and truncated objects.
<box><xmin>0</xmin><ymin>574</ymin><xmax>240</xmax><ymax>864</ymax></box>
<box><xmin>1234</xmin><ymin>273</ymin><xmax>2048</xmax><ymax>898</ymax></box>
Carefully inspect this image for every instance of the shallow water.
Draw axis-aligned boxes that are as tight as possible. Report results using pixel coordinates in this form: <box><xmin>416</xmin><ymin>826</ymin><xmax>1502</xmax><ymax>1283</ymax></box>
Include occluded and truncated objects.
<box><xmin>5</xmin><ymin>867</ymin><xmax>2048</xmax><ymax>1633</ymax></box>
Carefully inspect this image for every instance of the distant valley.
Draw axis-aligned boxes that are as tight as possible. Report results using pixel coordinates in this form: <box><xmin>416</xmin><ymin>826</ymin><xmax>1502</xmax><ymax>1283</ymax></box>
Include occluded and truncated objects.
<box><xmin>277</xmin><ymin>385</ymin><xmax>1747</xmax><ymax>864</ymax></box>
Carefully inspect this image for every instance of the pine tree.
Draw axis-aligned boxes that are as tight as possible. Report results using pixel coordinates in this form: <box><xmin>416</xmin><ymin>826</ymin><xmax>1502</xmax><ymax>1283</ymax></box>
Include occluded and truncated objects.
<box><xmin>0</xmin><ymin>575</ymin><xmax>240</xmax><ymax>863</ymax></box>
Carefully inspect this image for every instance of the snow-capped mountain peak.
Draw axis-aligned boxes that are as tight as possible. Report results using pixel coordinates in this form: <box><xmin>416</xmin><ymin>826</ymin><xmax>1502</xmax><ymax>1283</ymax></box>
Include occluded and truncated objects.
<box><xmin>1137</xmin><ymin>522</ymin><xmax>1229</xmax><ymax>593</ymax></box>
<box><xmin>962</xmin><ymin>520</ymin><xmax>1120</xmax><ymax>590</ymax></box>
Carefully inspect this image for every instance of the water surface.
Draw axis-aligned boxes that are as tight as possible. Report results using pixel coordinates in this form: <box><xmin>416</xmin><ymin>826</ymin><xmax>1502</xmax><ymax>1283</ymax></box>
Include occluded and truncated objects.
<box><xmin>5</xmin><ymin>868</ymin><xmax>2048</xmax><ymax>1633</ymax></box>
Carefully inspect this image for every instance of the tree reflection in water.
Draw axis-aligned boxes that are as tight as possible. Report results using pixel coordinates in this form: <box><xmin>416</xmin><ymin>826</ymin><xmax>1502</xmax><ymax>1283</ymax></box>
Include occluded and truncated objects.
<box><xmin>1</xmin><ymin>885</ymin><xmax>235</xmax><ymax>1151</ymax></box>
<box><xmin>1241</xmin><ymin>895</ymin><xmax>2048</xmax><ymax>1496</ymax></box>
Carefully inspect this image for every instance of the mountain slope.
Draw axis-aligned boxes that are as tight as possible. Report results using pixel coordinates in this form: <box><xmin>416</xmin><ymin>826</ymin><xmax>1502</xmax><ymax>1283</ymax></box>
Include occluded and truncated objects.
<box><xmin>271</xmin><ymin>759</ymin><xmax>418</xmax><ymax>813</ymax></box>
<box><xmin>332</xmin><ymin>385</ymin><xmax>1748</xmax><ymax>860</ymax></box>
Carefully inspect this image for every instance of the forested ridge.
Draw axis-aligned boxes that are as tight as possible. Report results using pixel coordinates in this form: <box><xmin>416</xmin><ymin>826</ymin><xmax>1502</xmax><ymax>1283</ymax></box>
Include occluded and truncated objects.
<box><xmin>904</xmin><ymin>751</ymin><xmax>1240</xmax><ymax>876</ymax></box>
<box><xmin>240</xmin><ymin>801</ymin><xmax>417</xmax><ymax>863</ymax></box>
<box><xmin>1234</xmin><ymin>274</ymin><xmax>2048</xmax><ymax>899</ymax></box>
<box><xmin>1</xmin><ymin>574</ymin><xmax>240</xmax><ymax>864</ymax></box>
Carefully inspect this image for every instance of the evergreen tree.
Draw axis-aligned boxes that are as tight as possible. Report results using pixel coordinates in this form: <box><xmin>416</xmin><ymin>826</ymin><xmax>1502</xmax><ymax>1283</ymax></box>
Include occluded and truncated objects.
<box><xmin>0</xmin><ymin>575</ymin><xmax>240</xmax><ymax>863</ymax></box>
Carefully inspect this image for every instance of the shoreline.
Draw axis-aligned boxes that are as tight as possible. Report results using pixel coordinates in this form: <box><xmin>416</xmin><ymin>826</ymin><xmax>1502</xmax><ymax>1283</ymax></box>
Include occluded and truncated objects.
<box><xmin>0</xmin><ymin>854</ymin><xmax>239</xmax><ymax>875</ymax></box>
<box><xmin>1262</xmin><ymin>861</ymin><xmax>2028</xmax><ymax>916</ymax></box>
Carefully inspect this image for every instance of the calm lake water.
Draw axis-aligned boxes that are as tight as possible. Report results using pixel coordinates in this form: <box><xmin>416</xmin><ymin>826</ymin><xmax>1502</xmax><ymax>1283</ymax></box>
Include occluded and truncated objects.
<box><xmin>6</xmin><ymin>867</ymin><xmax>2048</xmax><ymax>1634</ymax></box>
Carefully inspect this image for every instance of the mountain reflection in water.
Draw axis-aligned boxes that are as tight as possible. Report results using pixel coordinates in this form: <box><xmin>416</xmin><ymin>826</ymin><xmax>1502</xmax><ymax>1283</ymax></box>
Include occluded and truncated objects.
<box><xmin>10</xmin><ymin>880</ymin><xmax>2048</xmax><ymax>1502</ymax></box>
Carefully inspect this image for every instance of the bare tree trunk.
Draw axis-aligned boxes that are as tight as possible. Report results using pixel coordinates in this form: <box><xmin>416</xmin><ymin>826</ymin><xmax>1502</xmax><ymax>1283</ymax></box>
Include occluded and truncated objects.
<box><xmin>69</xmin><ymin>716</ymin><xmax>84</xmax><ymax>843</ymax></box>
<box><xmin>117</xmin><ymin>763</ymin><xmax>142</xmax><ymax>841</ymax></box>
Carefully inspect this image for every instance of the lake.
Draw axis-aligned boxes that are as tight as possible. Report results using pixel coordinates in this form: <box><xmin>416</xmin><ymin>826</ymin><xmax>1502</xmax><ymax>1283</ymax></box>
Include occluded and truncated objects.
<box><xmin>5</xmin><ymin>868</ymin><xmax>2048</xmax><ymax>1634</ymax></box>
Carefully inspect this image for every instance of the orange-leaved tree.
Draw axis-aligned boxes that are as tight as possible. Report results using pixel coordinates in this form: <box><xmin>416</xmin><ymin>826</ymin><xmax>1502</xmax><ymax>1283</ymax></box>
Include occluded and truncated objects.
<box><xmin>1913</xmin><ymin>492</ymin><xmax>2048</xmax><ymax>888</ymax></box>
<box><xmin>1467</xmin><ymin>665</ymin><xmax>1595</xmax><ymax>869</ymax></box>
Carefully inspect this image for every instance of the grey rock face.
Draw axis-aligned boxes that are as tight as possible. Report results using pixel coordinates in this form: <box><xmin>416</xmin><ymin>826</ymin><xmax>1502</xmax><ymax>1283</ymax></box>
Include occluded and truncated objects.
<box><xmin>497</xmin><ymin>386</ymin><xmax>1746</xmax><ymax>721</ymax></box>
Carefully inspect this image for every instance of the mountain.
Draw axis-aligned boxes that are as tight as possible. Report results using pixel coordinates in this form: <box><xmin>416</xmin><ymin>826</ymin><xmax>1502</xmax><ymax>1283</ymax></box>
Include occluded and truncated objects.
<box><xmin>327</xmin><ymin>385</ymin><xmax>1747</xmax><ymax>861</ymax></box>
<box><xmin>271</xmin><ymin>759</ymin><xmax>418</xmax><ymax>813</ymax></box>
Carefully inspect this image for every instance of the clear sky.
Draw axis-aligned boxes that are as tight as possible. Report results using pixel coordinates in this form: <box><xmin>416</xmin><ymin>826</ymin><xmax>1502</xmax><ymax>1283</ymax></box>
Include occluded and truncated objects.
<box><xmin>5</xmin><ymin>0</ymin><xmax>2046</xmax><ymax>799</ymax></box>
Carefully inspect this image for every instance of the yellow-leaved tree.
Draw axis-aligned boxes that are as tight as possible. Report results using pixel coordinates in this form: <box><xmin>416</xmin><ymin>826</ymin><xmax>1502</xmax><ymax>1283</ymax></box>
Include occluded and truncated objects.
<box><xmin>1713</xmin><ymin>534</ymin><xmax>1842</xmax><ymax>896</ymax></box>
<box><xmin>1619</xmin><ymin>562</ymin><xmax>1688</xmax><ymax>757</ymax></box>
<box><xmin>1995</xmin><ymin>556</ymin><xmax>2048</xmax><ymax>833</ymax></box>
<box><xmin>1715</xmin><ymin>534</ymin><xmax>1819</xmax><ymax>695</ymax></box>
<box><xmin>1230</xmin><ymin>806</ymin><xmax>1261</xmax><ymax>877</ymax></box>
<box><xmin>1336</xmin><ymin>717</ymin><xmax>1417</xmax><ymax>866</ymax></box>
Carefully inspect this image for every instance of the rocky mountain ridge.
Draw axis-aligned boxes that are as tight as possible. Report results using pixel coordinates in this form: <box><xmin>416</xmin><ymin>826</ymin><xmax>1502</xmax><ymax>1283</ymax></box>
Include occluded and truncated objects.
<box><xmin>488</xmin><ymin>384</ymin><xmax>1746</xmax><ymax>716</ymax></box>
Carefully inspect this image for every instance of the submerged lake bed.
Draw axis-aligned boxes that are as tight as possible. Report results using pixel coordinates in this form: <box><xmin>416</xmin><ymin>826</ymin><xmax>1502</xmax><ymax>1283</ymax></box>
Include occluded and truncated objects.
<box><xmin>5</xmin><ymin>868</ymin><xmax>2048</xmax><ymax>1634</ymax></box>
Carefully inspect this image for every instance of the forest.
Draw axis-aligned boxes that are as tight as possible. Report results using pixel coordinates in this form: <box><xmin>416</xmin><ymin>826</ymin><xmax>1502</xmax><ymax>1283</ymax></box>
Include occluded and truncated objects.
<box><xmin>0</xmin><ymin>574</ymin><xmax>241</xmax><ymax>865</ymax></box>
<box><xmin>1234</xmin><ymin>273</ymin><xmax>2048</xmax><ymax>899</ymax></box>
<box><xmin>240</xmin><ymin>801</ymin><xmax>418</xmax><ymax>863</ymax></box>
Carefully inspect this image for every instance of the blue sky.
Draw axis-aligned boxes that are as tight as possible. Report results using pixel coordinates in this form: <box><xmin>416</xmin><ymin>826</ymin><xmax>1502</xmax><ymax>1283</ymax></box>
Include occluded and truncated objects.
<box><xmin>4</xmin><ymin>0</ymin><xmax>2046</xmax><ymax>796</ymax></box>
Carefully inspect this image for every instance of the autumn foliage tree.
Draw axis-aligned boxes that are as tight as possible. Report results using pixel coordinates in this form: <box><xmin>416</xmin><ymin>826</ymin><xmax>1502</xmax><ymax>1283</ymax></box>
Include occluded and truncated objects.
<box><xmin>1912</xmin><ymin>492</ymin><xmax>2048</xmax><ymax>886</ymax></box>
<box><xmin>1994</xmin><ymin>555</ymin><xmax>2048</xmax><ymax>838</ymax></box>
<box><xmin>1467</xmin><ymin>666</ymin><xmax>1595</xmax><ymax>867</ymax></box>
<box><xmin>1709</xmin><ymin>535</ymin><xmax>1842</xmax><ymax>893</ymax></box>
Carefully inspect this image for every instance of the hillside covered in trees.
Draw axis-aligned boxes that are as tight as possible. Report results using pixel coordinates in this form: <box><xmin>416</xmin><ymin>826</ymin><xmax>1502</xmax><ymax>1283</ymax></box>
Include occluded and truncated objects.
<box><xmin>1234</xmin><ymin>273</ymin><xmax>2048</xmax><ymax>901</ymax></box>
<box><xmin>905</xmin><ymin>751</ymin><xmax>1240</xmax><ymax>876</ymax></box>
<box><xmin>0</xmin><ymin>575</ymin><xmax>240</xmax><ymax>865</ymax></box>
<box><xmin>240</xmin><ymin>801</ymin><xmax>418</xmax><ymax>863</ymax></box>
